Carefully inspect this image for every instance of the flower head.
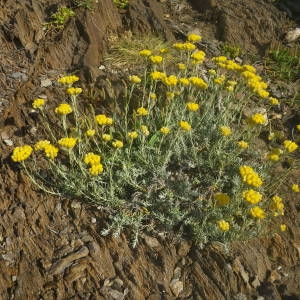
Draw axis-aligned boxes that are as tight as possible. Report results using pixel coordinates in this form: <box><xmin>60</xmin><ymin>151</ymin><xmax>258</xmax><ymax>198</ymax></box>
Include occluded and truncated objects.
<box><xmin>85</xmin><ymin>129</ymin><xmax>96</xmax><ymax>137</ymax></box>
<box><xmin>249</xmin><ymin>206</ymin><xmax>266</xmax><ymax>219</ymax></box>
<box><xmin>58</xmin><ymin>137</ymin><xmax>77</xmax><ymax>149</ymax></box>
<box><xmin>177</xmin><ymin>63</ymin><xmax>186</xmax><ymax>70</ymax></box>
<box><xmin>141</xmin><ymin>125</ymin><xmax>150</xmax><ymax>136</ymax></box>
<box><xmin>149</xmin><ymin>55</ymin><xmax>163</xmax><ymax>64</ymax></box>
<box><xmin>84</xmin><ymin>152</ymin><xmax>101</xmax><ymax>166</ymax></box>
<box><xmin>34</xmin><ymin>140</ymin><xmax>51</xmax><ymax>151</ymax></box>
<box><xmin>89</xmin><ymin>164</ymin><xmax>103</xmax><ymax>176</ymax></box>
<box><xmin>217</xmin><ymin>220</ymin><xmax>230</xmax><ymax>232</ymax></box>
<box><xmin>219</xmin><ymin>126</ymin><xmax>232</xmax><ymax>136</ymax></box>
<box><xmin>179</xmin><ymin>120</ymin><xmax>191</xmax><ymax>131</ymax></box>
<box><xmin>237</xmin><ymin>141</ymin><xmax>249</xmax><ymax>149</ymax></box>
<box><xmin>58</xmin><ymin>75</ymin><xmax>79</xmax><ymax>85</ymax></box>
<box><xmin>95</xmin><ymin>114</ymin><xmax>113</xmax><ymax>126</ymax></box>
<box><xmin>112</xmin><ymin>140</ymin><xmax>123</xmax><ymax>148</ymax></box>
<box><xmin>163</xmin><ymin>75</ymin><xmax>178</xmax><ymax>86</ymax></box>
<box><xmin>139</xmin><ymin>49</ymin><xmax>152</xmax><ymax>57</ymax></box>
<box><xmin>250</xmin><ymin>113</ymin><xmax>267</xmax><ymax>125</ymax></box>
<box><xmin>160</xmin><ymin>127</ymin><xmax>170</xmax><ymax>135</ymax></box>
<box><xmin>283</xmin><ymin>140</ymin><xmax>298</xmax><ymax>153</ymax></box>
<box><xmin>280</xmin><ymin>224</ymin><xmax>287</xmax><ymax>232</ymax></box>
<box><xmin>128</xmin><ymin>131</ymin><xmax>138</xmax><ymax>139</ymax></box>
<box><xmin>150</xmin><ymin>71</ymin><xmax>166</xmax><ymax>81</ymax></box>
<box><xmin>270</xmin><ymin>195</ymin><xmax>284</xmax><ymax>216</ymax></box>
<box><xmin>291</xmin><ymin>184</ymin><xmax>299</xmax><ymax>193</ymax></box>
<box><xmin>129</xmin><ymin>75</ymin><xmax>141</xmax><ymax>84</ymax></box>
<box><xmin>186</xmin><ymin>102</ymin><xmax>199</xmax><ymax>112</ymax></box>
<box><xmin>242</xmin><ymin>189</ymin><xmax>262</xmax><ymax>204</ymax></box>
<box><xmin>11</xmin><ymin>145</ymin><xmax>33</xmax><ymax>162</ymax></box>
<box><xmin>189</xmin><ymin>77</ymin><xmax>208</xmax><ymax>89</ymax></box>
<box><xmin>32</xmin><ymin>98</ymin><xmax>45</xmax><ymax>109</ymax></box>
<box><xmin>102</xmin><ymin>134</ymin><xmax>112</xmax><ymax>142</ymax></box>
<box><xmin>187</xmin><ymin>33</ymin><xmax>202</xmax><ymax>42</ymax></box>
<box><xmin>44</xmin><ymin>144</ymin><xmax>59</xmax><ymax>159</ymax></box>
<box><xmin>136</xmin><ymin>107</ymin><xmax>148</xmax><ymax>116</ymax></box>
<box><xmin>239</xmin><ymin>165</ymin><xmax>263</xmax><ymax>187</ymax></box>
<box><xmin>67</xmin><ymin>87</ymin><xmax>82</xmax><ymax>95</ymax></box>
<box><xmin>214</xmin><ymin>193</ymin><xmax>230</xmax><ymax>206</ymax></box>
<box><xmin>55</xmin><ymin>103</ymin><xmax>73</xmax><ymax>115</ymax></box>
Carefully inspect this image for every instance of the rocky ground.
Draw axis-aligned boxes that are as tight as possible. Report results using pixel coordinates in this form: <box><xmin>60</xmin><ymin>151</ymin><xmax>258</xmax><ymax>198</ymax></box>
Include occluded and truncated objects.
<box><xmin>0</xmin><ymin>0</ymin><xmax>299</xmax><ymax>299</ymax></box>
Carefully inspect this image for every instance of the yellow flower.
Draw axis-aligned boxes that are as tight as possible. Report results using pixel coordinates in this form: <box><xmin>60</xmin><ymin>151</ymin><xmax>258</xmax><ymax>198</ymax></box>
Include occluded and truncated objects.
<box><xmin>191</xmin><ymin>50</ymin><xmax>205</xmax><ymax>62</ymax></box>
<box><xmin>226</xmin><ymin>85</ymin><xmax>234</xmax><ymax>92</ymax></box>
<box><xmin>283</xmin><ymin>140</ymin><xmax>298</xmax><ymax>153</ymax></box>
<box><xmin>166</xmin><ymin>92</ymin><xmax>175</xmax><ymax>100</ymax></box>
<box><xmin>150</xmin><ymin>71</ymin><xmax>166</xmax><ymax>81</ymax></box>
<box><xmin>34</xmin><ymin>140</ymin><xmax>51</xmax><ymax>151</ymax></box>
<box><xmin>296</xmin><ymin>124</ymin><xmax>300</xmax><ymax>131</ymax></box>
<box><xmin>95</xmin><ymin>114</ymin><xmax>113</xmax><ymax>126</ymax></box>
<box><xmin>249</xmin><ymin>206</ymin><xmax>266</xmax><ymax>219</ymax></box>
<box><xmin>149</xmin><ymin>93</ymin><xmax>157</xmax><ymax>100</ymax></box>
<box><xmin>128</xmin><ymin>131</ymin><xmax>138</xmax><ymax>139</ymax></box>
<box><xmin>11</xmin><ymin>145</ymin><xmax>33</xmax><ymax>162</ymax></box>
<box><xmin>250</xmin><ymin>113</ymin><xmax>267</xmax><ymax>125</ymax></box>
<box><xmin>84</xmin><ymin>152</ymin><xmax>101</xmax><ymax>166</ymax></box>
<box><xmin>58</xmin><ymin>137</ymin><xmax>77</xmax><ymax>149</ymax></box>
<box><xmin>239</xmin><ymin>165</ymin><xmax>263</xmax><ymax>187</ymax></box>
<box><xmin>219</xmin><ymin>126</ymin><xmax>232</xmax><ymax>136</ymax></box>
<box><xmin>189</xmin><ymin>77</ymin><xmax>208</xmax><ymax>89</ymax></box>
<box><xmin>89</xmin><ymin>163</ymin><xmax>103</xmax><ymax>176</ymax></box>
<box><xmin>173</xmin><ymin>42</ymin><xmax>196</xmax><ymax>51</ymax></box>
<box><xmin>139</xmin><ymin>49</ymin><xmax>152</xmax><ymax>56</ymax></box>
<box><xmin>102</xmin><ymin>134</ymin><xmax>112</xmax><ymax>142</ymax></box>
<box><xmin>269</xmin><ymin>97</ymin><xmax>279</xmax><ymax>105</ymax></box>
<box><xmin>112</xmin><ymin>140</ymin><xmax>123</xmax><ymax>148</ymax></box>
<box><xmin>212</xmin><ymin>56</ymin><xmax>227</xmax><ymax>62</ymax></box>
<box><xmin>217</xmin><ymin>220</ymin><xmax>230</xmax><ymax>232</ymax></box>
<box><xmin>208</xmin><ymin>69</ymin><xmax>217</xmax><ymax>75</ymax></box>
<box><xmin>256</xmin><ymin>89</ymin><xmax>269</xmax><ymax>99</ymax></box>
<box><xmin>141</xmin><ymin>125</ymin><xmax>149</xmax><ymax>136</ymax></box>
<box><xmin>67</xmin><ymin>87</ymin><xmax>82</xmax><ymax>95</ymax></box>
<box><xmin>214</xmin><ymin>76</ymin><xmax>226</xmax><ymax>85</ymax></box>
<box><xmin>57</xmin><ymin>75</ymin><xmax>79</xmax><ymax>85</ymax></box>
<box><xmin>186</xmin><ymin>102</ymin><xmax>199</xmax><ymax>112</ymax></box>
<box><xmin>163</xmin><ymin>75</ymin><xmax>178</xmax><ymax>86</ymax></box>
<box><xmin>177</xmin><ymin>63</ymin><xmax>186</xmax><ymax>70</ymax></box>
<box><xmin>270</xmin><ymin>195</ymin><xmax>284</xmax><ymax>216</ymax></box>
<box><xmin>32</xmin><ymin>98</ymin><xmax>45</xmax><ymax>109</ymax></box>
<box><xmin>179</xmin><ymin>121</ymin><xmax>191</xmax><ymax>131</ymax></box>
<box><xmin>149</xmin><ymin>55</ymin><xmax>163</xmax><ymax>64</ymax></box>
<box><xmin>214</xmin><ymin>193</ymin><xmax>230</xmax><ymax>206</ymax></box>
<box><xmin>179</xmin><ymin>78</ymin><xmax>190</xmax><ymax>86</ymax></box>
<box><xmin>237</xmin><ymin>141</ymin><xmax>249</xmax><ymax>149</ymax></box>
<box><xmin>129</xmin><ymin>75</ymin><xmax>141</xmax><ymax>84</ymax></box>
<box><xmin>160</xmin><ymin>127</ymin><xmax>170</xmax><ymax>135</ymax></box>
<box><xmin>187</xmin><ymin>33</ymin><xmax>202</xmax><ymax>42</ymax></box>
<box><xmin>291</xmin><ymin>184</ymin><xmax>299</xmax><ymax>192</ymax></box>
<box><xmin>267</xmin><ymin>153</ymin><xmax>280</xmax><ymax>161</ymax></box>
<box><xmin>55</xmin><ymin>103</ymin><xmax>73</xmax><ymax>115</ymax></box>
<box><xmin>280</xmin><ymin>224</ymin><xmax>287</xmax><ymax>232</ymax></box>
<box><xmin>159</xmin><ymin>48</ymin><xmax>168</xmax><ymax>53</ymax></box>
<box><xmin>242</xmin><ymin>189</ymin><xmax>262</xmax><ymax>204</ymax></box>
<box><xmin>44</xmin><ymin>144</ymin><xmax>59</xmax><ymax>159</ymax></box>
<box><xmin>86</xmin><ymin>129</ymin><xmax>96</xmax><ymax>137</ymax></box>
<box><xmin>242</xmin><ymin>64</ymin><xmax>256</xmax><ymax>73</ymax></box>
<box><xmin>136</xmin><ymin>107</ymin><xmax>148</xmax><ymax>116</ymax></box>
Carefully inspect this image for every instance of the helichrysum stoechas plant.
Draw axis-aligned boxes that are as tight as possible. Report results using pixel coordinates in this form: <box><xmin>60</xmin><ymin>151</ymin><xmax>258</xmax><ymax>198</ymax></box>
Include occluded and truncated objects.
<box><xmin>11</xmin><ymin>35</ymin><xmax>299</xmax><ymax>247</ymax></box>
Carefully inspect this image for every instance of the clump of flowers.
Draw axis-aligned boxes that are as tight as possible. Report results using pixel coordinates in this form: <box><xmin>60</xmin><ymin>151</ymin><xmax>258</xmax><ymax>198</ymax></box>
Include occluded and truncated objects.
<box><xmin>11</xmin><ymin>35</ymin><xmax>298</xmax><ymax>248</ymax></box>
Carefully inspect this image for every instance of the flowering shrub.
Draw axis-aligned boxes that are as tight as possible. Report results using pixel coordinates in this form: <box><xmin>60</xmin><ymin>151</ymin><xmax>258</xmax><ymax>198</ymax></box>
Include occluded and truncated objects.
<box><xmin>12</xmin><ymin>34</ymin><xmax>299</xmax><ymax>247</ymax></box>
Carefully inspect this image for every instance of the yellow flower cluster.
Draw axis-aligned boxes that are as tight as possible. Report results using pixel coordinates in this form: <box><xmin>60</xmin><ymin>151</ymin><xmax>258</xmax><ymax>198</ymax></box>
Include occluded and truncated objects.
<box><xmin>128</xmin><ymin>131</ymin><xmax>138</xmax><ymax>139</ymax></box>
<box><xmin>237</xmin><ymin>140</ymin><xmax>249</xmax><ymax>149</ymax></box>
<box><xmin>149</xmin><ymin>93</ymin><xmax>157</xmax><ymax>100</ymax></box>
<box><xmin>179</xmin><ymin>120</ymin><xmax>191</xmax><ymax>131</ymax></box>
<box><xmin>95</xmin><ymin>114</ymin><xmax>113</xmax><ymax>126</ymax></box>
<box><xmin>189</xmin><ymin>77</ymin><xmax>208</xmax><ymax>89</ymax></box>
<box><xmin>55</xmin><ymin>103</ymin><xmax>73</xmax><ymax>115</ymax></box>
<box><xmin>141</xmin><ymin>125</ymin><xmax>149</xmax><ymax>136</ymax></box>
<box><xmin>291</xmin><ymin>184</ymin><xmax>299</xmax><ymax>192</ymax></box>
<box><xmin>249</xmin><ymin>206</ymin><xmax>266</xmax><ymax>219</ymax></box>
<box><xmin>270</xmin><ymin>195</ymin><xmax>284</xmax><ymax>216</ymax></box>
<box><xmin>179</xmin><ymin>78</ymin><xmax>190</xmax><ymax>86</ymax></box>
<box><xmin>283</xmin><ymin>140</ymin><xmax>298</xmax><ymax>152</ymax></box>
<box><xmin>149</xmin><ymin>55</ymin><xmax>163</xmax><ymax>64</ymax></box>
<box><xmin>177</xmin><ymin>63</ymin><xmax>186</xmax><ymax>70</ymax></box>
<box><xmin>186</xmin><ymin>102</ymin><xmax>199</xmax><ymax>111</ymax></box>
<box><xmin>219</xmin><ymin>126</ymin><xmax>232</xmax><ymax>136</ymax></box>
<box><xmin>191</xmin><ymin>50</ymin><xmax>205</xmax><ymax>63</ymax></box>
<box><xmin>250</xmin><ymin>113</ymin><xmax>267</xmax><ymax>125</ymax></box>
<box><xmin>163</xmin><ymin>75</ymin><xmax>178</xmax><ymax>86</ymax></box>
<box><xmin>160</xmin><ymin>127</ymin><xmax>170</xmax><ymax>135</ymax></box>
<box><xmin>269</xmin><ymin>97</ymin><xmax>279</xmax><ymax>105</ymax></box>
<box><xmin>112</xmin><ymin>140</ymin><xmax>123</xmax><ymax>148</ymax></box>
<box><xmin>11</xmin><ymin>145</ymin><xmax>33</xmax><ymax>162</ymax></box>
<box><xmin>212</xmin><ymin>56</ymin><xmax>242</xmax><ymax>71</ymax></box>
<box><xmin>57</xmin><ymin>75</ymin><xmax>79</xmax><ymax>85</ymax></box>
<box><xmin>187</xmin><ymin>33</ymin><xmax>202</xmax><ymax>42</ymax></box>
<box><xmin>84</xmin><ymin>152</ymin><xmax>101</xmax><ymax>165</ymax></box>
<box><xmin>150</xmin><ymin>71</ymin><xmax>166</xmax><ymax>81</ymax></box>
<box><xmin>243</xmin><ymin>64</ymin><xmax>256</xmax><ymax>73</ymax></box>
<box><xmin>296</xmin><ymin>124</ymin><xmax>300</xmax><ymax>131</ymax></box>
<box><xmin>280</xmin><ymin>224</ymin><xmax>287</xmax><ymax>232</ymax></box>
<box><xmin>214</xmin><ymin>75</ymin><xmax>226</xmax><ymax>85</ymax></box>
<box><xmin>58</xmin><ymin>137</ymin><xmax>77</xmax><ymax>149</ymax></box>
<box><xmin>242</xmin><ymin>189</ymin><xmax>262</xmax><ymax>204</ymax></box>
<box><xmin>32</xmin><ymin>98</ymin><xmax>45</xmax><ymax>109</ymax></box>
<box><xmin>139</xmin><ymin>49</ymin><xmax>152</xmax><ymax>56</ymax></box>
<box><xmin>67</xmin><ymin>87</ymin><xmax>82</xmax><ymax>95</ymax></box>
<box><xmin>44</xmin><ymin>144</ymin><xmax>59</xmax><ymax>159</ymax></box>
<box><xmin>34</xmin><ymin>140</ymin><xmax>51</xmax><ymax>151</ymax></box>
<box><xmin>173</xmin><ymin>42</ymin><xmax>196</xmax><ymax>51</ymax></box>
<box><xmin>129</xmin><ymin>75</ymin><xmax>141</xmax><ymax>84</ymax></box>
<box><xmin>136</xmin><ymin>107</ymin><xmax>148</xmax><ymax>116</ymax></box>
<box><xmin>85</xmin><ymin>129</ymin><xmax>96</xmax><ymax>137</ymax></box>
<box><xmin>214</xmin><ymin>193</ymin><xmax>230</xmax><ymax>206</ymax></box>
<box><xmin>89</xmin><ymin>164</ymin><xmax>103</xmax><ymax>176</ymax></box>
<box><xmin>241</xmin><ymin>71</ymin><xmax>269</xmax><ymax>98</ymax></box>
<box><xmin>102</xmin><ymin>134</ymin><xmax>112</xmax><ymax>141</ymax></box>
<box><xmin>239</xmin><ymin>165</ymin><xmax>263</xmax><ymax>187</ymax></box>
<box><xmin>217</xmin><ymin>220</ymin><xmax>230</xmax><ymax>232</ymax></box>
